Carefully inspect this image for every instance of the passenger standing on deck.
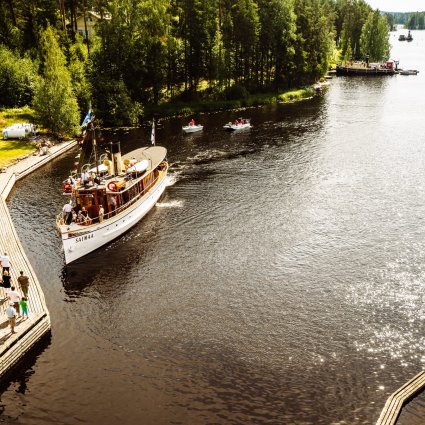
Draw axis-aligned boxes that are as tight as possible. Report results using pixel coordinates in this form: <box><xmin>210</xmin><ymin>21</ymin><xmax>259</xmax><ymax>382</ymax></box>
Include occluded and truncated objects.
<box><xmin>63</xmin><ymin>200</ymin><xmax>73</xmax><ymax>225</ymax></box>
<box><xmin>98</xmin><ymin>205</ymin><xmax>104</xmax><ymax>222</ymax></box>
<box><xmin>5</xmin><ymin>302</ymin><xmax>17</xmax><ymax>334</ymax></box>
<box><xmin>81</xmin><ymin>170</ymin><xmax>89</xmax><ymax>185</ymax></box>
<box><xmin>17</xmin><ymin>271</ymin><xmax>30</xmax><ymax>298</ymax></box>
<box><xmin>110</xmin><ymin>195</ymin><xmax>117</xmax><ymax>215</ymax></box>
<box><xmin>0</xmin><ymin>252</ymin><xmax>11</xmax><ymax>273</ymax></box>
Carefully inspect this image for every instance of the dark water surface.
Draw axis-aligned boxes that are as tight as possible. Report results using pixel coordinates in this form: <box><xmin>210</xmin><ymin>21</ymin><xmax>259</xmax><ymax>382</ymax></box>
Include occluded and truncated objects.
<box><xmin>2</xmin><ymin>31</ymin><xmax>425</xmax><ymax>424</ymax></box>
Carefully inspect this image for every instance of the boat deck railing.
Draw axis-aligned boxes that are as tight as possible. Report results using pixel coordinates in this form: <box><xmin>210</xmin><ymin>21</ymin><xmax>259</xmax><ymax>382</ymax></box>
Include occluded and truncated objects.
<box><xmin>58</xmin><ymin>165</ymin><xmax>168</xmax><ymax>234</ymax></box>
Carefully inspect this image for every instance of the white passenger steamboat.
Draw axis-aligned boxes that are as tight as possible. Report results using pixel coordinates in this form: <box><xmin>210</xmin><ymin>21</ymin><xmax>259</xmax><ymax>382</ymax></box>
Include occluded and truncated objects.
<box><xmin>56</xmin><ymin>116</ymin><xmax>168</xmax><ymax>264</ymax></box>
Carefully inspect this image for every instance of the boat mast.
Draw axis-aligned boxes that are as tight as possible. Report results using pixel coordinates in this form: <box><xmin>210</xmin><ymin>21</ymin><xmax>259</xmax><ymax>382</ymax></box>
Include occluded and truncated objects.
<box><xmin>91</xmin><ymin>118</ymin><xmax>99</xmax><ymax>175</ymax></box>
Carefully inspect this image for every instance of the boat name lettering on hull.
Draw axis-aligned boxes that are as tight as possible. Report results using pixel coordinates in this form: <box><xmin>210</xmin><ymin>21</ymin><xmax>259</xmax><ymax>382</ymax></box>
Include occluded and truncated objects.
<box><xmin>76</xmin><ymin>234</ymin><xmax>94</xmax><ymax>243</ymax></box>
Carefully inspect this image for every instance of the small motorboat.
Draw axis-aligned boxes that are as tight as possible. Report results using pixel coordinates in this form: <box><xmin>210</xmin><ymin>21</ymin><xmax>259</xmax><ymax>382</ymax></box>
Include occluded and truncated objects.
<box><xmin>223</xmin><ymin>118</ymin><xmax>252</xmax><ymax>131</ymax></box>
<box><xmin>399</xmin><ymin>69</ymin><xmax>419</xmax><ymax>75</ymax></box>
<box><xmin>182</xmin><ymin>124</ymin><xmax>203</xmax><ymax>133</ymax></box>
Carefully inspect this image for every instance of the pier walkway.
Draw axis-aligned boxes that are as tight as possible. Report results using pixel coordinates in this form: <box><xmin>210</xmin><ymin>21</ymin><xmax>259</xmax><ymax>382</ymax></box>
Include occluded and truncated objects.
<box><xmin>0</xmin><ymin>140</ymin><xmax>77</xmax><ymax>377</ymax></box>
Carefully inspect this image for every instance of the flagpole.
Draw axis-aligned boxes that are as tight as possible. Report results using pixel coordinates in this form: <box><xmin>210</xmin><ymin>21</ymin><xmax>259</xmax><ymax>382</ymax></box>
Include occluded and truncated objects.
<box><xmin>151</xmin><ymin>119</ymin><xmax>156</xmax><ymax>146</ymax></box>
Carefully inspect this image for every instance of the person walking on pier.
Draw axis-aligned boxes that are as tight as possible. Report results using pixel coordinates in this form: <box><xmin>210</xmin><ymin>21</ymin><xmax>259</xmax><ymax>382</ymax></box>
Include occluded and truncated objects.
<box><xmin>17</xmin><ymin>271</ymin><xmax>30</xmax><ymax>298</ymax></box>
<box><xmin>5</xmin><ymin>302</ymin><xmax>17</xmax><ymax>334</ymax></box>
<box><xmin>20</xmin><ymin>297</ymin><xmax>29</xmax><ymax>319</ymax></box>
<box><xmin>1</xmin><ymin>270</ymin><xmax>11</xmax><ymax>292</ymax></box>
<box><xmin>8</xmin><ymin>286</ymin><xmax>21</xmax><ymax>317</ymax></box>
<box><xmin>0</xmin><ymin>253</ymin><xmax>11</xmax><ymax>273</ymax></box>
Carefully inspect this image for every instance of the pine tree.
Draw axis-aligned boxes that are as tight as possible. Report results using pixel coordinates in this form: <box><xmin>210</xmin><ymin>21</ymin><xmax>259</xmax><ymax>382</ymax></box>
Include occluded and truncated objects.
<box><xmin>360</xmin><ymin>10</ymin><xmax>390</xmax><ymax>62</ymax></box>
<box><xmin>33</xmin><ymin>26</ymin><xmax>80</xmax><ymax>137</ymax></box>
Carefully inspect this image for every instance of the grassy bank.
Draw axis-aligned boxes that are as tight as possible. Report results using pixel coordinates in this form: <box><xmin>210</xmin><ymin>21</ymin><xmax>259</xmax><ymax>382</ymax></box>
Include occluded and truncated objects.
<box><xmin>145</xmin><ymin>87</ymin><xmax>314</xmax><ymax>119</ymax></box>
<box><xmin>0</xmin><ymin>107</ymin><xmax>36</xmax><ymax>168</ymax></box>
<box><xmin>0</xmin><ymin>140</ymin><xmax>36</xmax><ymax>168</ymax></box>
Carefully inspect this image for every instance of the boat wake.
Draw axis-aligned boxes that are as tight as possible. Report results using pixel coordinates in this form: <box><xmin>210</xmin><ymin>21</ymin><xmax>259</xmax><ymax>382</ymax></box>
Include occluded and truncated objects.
<box><xmin>156</xmin><ymin>200</ymin><xmax>184</xmax><ymax>209</ymax></box>
<box><xmin>188</xmin><ymin>147</ymin><xmax>258</xmax><ymax>165</ymax></box>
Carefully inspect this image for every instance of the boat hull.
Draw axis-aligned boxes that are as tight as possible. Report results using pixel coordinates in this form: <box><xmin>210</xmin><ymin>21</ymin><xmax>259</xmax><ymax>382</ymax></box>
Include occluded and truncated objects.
<box><xmin>182</xmin><ymin>125</ymin><xmax>203</xmax><ymax>133</ymax></box>
<box><xmin>61</xmin><ymin>172</ymin><xmax>168</xmax><ymax>264</ymax></box>
<box><xmin>336</xmin><ymin>65</ymin><xmax>396</xmax><ymax>76</ymax></box>
<box><xmin>223</xmin><ymin>124</ymin><xmax>252</xmax><ymax>131</ymax></box>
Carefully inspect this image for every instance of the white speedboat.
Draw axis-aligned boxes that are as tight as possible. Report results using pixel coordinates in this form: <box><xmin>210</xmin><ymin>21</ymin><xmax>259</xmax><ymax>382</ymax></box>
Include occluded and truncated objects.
<box><xmin>399</xmin><ymin>69</ymin><xmax>419</xmax><ymax>75</ymax></box>
<box><xmin>223</xmin><ymin>119</ymin><xmax>252</xmax><ymax>131</ymax></box>
<box><xmin>182</xmin><ymin>124</ymin><xmax>203</xmax><ymax>133</ymax></box>
<box><xmin>56</xmin><ymin>122</ymin><xmax>168</xmax><ymax>264</ymax></box>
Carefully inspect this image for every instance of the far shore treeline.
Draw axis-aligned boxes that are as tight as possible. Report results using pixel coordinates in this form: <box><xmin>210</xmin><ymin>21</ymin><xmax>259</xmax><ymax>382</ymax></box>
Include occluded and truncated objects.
<box><xmin>0</xmin><ymin>0</ymin><xmax>398</xmax><ymax>135</ymax></box>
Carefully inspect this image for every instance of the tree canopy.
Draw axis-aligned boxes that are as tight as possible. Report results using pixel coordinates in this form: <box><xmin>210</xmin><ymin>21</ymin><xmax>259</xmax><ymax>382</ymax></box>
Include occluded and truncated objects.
<box><xmin>0</xmin><ymin>0</ymin><xmax>400</xmax><ymax>129</ymax></box>
<box><xmin>32</xmin><ymin>26</ymin><xmax>80</xmax><ymax>136</ymax></box>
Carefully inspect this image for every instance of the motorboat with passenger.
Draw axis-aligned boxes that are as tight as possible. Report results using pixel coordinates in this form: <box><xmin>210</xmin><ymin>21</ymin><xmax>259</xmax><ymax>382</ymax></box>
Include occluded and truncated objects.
<box><xmin>182</xmin><ymin>124</ymin><xmax>203</xmax><ymax>133</ymax></box>
<box><xmin>56</xmin><ymin>115</ymin><xmax>168</xmax><ymax>264</ymax></box>
<box><xmin>223</xmin><ymin>118</ymin><xmax>252</xmax><ymax>131</ymax></box>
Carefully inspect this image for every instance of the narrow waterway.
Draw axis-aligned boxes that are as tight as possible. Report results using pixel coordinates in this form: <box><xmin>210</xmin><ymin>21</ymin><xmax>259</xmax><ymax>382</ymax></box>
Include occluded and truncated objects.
<box><xmin>2</xmin><ymin>30</ymin><xmax>425</xmax><ymax>424</ymax></box>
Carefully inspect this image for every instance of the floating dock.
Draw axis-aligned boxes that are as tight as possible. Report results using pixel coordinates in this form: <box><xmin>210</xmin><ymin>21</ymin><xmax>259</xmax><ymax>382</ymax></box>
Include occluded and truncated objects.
<box><xmin>0</xmin><ymin>140</ymin><xmax>77</xmax><ymax>378</ymax></box>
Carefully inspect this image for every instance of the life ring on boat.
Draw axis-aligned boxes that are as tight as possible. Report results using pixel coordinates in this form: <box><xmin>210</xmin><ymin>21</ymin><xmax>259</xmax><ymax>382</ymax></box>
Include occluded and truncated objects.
<box><xmin>63</xmin><ymin>183</ymin><xmax>73</xmax><ymax>193</ymax></box>
<box><xmin>107</xmin><ymin>181</ymin><xmax>118</xmax><ymax>191</ymax></box>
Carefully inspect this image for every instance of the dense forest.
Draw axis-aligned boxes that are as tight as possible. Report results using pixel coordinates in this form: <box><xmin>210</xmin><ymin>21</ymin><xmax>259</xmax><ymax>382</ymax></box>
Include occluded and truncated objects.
<box><xmin>0</xmin><ymin>0</ymin><xmax>391</xmax><ymax>134</ymax></box>
<box><xmin>384</xmin><ymin>12</ymin><xmax>425</xmax><ymax>30</ymax></box>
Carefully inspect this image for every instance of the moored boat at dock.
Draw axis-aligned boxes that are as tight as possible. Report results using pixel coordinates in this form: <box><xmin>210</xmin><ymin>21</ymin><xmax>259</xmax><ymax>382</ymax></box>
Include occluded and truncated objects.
<box><xmin>399</xmin><ymin>69</ymin><xmax>419</xmax><ymax>75</ymax></box>
<box><xmin>336</xmin><ymin>60</ymin><xmax>397</xmax><ymax>76</ymax></box>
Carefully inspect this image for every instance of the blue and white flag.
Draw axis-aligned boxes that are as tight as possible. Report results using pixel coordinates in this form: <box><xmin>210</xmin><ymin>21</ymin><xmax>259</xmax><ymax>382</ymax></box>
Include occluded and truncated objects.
<box><xmin>151</xmin><ymin>121</ymin><xmax>155</xmax><ymax>145</ymax></box>
<box><xmin>81</xmin><ymin>110</ymin><xmax>92</xmax><ymax>128</ymax></box>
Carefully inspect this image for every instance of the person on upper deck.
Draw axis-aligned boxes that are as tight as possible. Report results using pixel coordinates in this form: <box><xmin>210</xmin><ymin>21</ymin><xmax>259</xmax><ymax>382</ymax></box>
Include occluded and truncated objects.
<box><xmin>67</xmin><ymin>176</ymin><xmax>76</xmax><ymax>186</ymax></box>
<box><xmin>189</xmin><ymin>118</ymin><xmax>195</xmax><ymax>126</ymax></box>
<box><xmin>81</xmin><ymin>170</ymin><xmax>89</xmax><ymax>185</ymax></box>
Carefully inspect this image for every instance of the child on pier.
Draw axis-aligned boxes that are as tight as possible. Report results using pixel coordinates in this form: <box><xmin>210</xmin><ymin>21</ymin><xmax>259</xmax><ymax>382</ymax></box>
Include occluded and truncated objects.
<box><xmin>20</xmin><ymin>297</ymin><xmax>29</xmax><ymax>320</ymax></box>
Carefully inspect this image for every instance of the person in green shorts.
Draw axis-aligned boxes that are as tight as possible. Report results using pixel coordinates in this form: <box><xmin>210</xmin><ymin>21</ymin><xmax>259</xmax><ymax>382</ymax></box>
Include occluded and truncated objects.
<box><xmin>19</xmin><ymin>297</ymin><xmax>29</xmax><ymax>319</ymax></box>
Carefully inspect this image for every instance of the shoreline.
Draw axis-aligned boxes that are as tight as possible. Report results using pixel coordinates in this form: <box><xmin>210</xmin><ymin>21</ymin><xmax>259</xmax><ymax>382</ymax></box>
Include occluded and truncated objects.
<box><xmin>143</xmin><ymin>87</ymin><xmax>315</xmax><ymax>120</ymax></box>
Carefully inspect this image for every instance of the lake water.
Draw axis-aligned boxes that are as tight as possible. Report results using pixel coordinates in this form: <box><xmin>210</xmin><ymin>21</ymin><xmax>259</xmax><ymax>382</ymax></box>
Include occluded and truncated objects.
<box><xmin>2</xmin><ymin>30</ymin><xmax>425</xmax><ymax>424</ymax></box>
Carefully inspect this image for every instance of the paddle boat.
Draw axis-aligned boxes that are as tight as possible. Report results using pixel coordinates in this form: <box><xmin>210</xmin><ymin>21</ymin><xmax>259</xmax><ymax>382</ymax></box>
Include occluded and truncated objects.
<box><xmin>223</xmin><ymin>118</ymin><xmax>252</xmax><ymax>131</ymax></box>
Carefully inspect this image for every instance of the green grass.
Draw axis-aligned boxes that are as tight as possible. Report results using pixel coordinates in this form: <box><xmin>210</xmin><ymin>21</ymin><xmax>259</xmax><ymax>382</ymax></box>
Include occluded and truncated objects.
<box><xmin>0</xmin><ymin>106</ymin><xmax>35</xmax><ymax>129</ymax></box>
<box><xmin>0</xmin><ymin>107</ymin><xmax>37</xmax><ymax>168</ymax></box>
<box><xmin>0</xmin><ymin>140</ymin><xmax>35</xmax><ymax>168</ymax></box>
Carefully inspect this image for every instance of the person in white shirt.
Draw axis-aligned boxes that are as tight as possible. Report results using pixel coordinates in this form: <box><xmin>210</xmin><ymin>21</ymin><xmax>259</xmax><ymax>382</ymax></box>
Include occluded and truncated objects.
<box><xmin>0</xmin><ymin>252</ymin><xmax>11</xmax><ymax>273</ymax></box>
<box><xmin>8</xmin><ymin>286</ymin><xmax>21</xmax><ymax>317</ymax></box>
<box><xmin>81</xmin><ymin>170</ymin><xmax>89</xmax><ymax>185</ymax></box>
<box><xmin>63</xmin><ymin>201</ymin><xmax>73</xmax><ymax>224</ymax></box>
<box><xmin>5</xmin><ymin>302</ymin><xmax>17</xmax><ymax>334</ymax></box>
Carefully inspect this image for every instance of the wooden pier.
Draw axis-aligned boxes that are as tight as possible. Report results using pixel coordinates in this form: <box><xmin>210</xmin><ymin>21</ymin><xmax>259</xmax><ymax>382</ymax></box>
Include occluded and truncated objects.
<box><xmin>0</xmin><ymin>140</ymin><xmax>77</xmax><ymax>378</ymax></box>
<box><xmin>376</xmin><ymin>371</ymin><xmax>425</xmax><ymax>425</ymax></box>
